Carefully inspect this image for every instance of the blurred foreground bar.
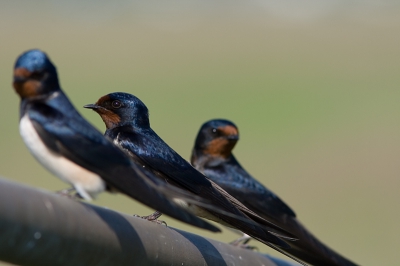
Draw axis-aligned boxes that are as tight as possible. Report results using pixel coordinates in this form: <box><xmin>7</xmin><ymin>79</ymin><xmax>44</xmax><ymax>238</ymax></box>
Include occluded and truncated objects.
<box><xmin>0</xmin><ymin>177</ymin><xmax>298</xmax><ymax>266</ymax></box>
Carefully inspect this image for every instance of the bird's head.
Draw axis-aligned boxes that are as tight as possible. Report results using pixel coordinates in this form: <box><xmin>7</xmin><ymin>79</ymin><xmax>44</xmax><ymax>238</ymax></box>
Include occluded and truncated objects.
<box><xmin>194</xmin><ymin>119</ymin><xmax>239</xmax><ymax>158</ymax></box>
<box><xmin>85</xmin><ymin>92</ymin><xmax>150</xmax><ymax>129</ymax></box>
<box><xmin>13</xmin><ymin>49</ymin><xmax>60</xmax><ymax>99</ymax></box>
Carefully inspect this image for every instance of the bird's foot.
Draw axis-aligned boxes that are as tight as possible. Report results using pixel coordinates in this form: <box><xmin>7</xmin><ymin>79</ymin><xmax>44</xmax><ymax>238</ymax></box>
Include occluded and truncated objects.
<box><xmin>231</xmin><ymin>243</ymin><xmax>259</xmax><ymax>250</ymax></box>
<box><xmin>56</xmin><ymin>188</ymin><xmax>75</xmax><ymax>198</ymax></box>
<box><xmin>56</xmin><ymin>188</ymin><xmax>83</xmax><ymax>200</ymax></box>
<box><xmin>133</xmin><ymin>211</ymin><xmax>167</xmax><ymax>226</ymax></box>
<box><xmin>230</xmin><ymin>235</ymin><xmax>258</xmax><ymax>250</ymax></box>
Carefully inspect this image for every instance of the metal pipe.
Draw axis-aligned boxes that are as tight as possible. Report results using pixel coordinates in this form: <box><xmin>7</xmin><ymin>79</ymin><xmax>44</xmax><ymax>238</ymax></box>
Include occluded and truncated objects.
<box><xmin>0</xmin><ymin>177</ymin><xmax>298</xmax><ymax>266</ymax></box>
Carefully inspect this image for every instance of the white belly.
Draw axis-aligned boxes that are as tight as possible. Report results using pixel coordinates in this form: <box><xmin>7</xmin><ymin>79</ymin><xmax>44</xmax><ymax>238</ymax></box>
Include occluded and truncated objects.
<box><xmin>19</xmin><ymin>115</ymin><xmax>105</xmax><ymax>200</ymax></box>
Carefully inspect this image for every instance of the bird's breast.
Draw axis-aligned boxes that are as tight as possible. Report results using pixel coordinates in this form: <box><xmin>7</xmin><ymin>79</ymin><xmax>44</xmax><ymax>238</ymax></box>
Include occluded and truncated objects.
<box><xmin>19</xmin><ymin>114</ymin><xmax>105</xmax><ymax>200</ymax></box>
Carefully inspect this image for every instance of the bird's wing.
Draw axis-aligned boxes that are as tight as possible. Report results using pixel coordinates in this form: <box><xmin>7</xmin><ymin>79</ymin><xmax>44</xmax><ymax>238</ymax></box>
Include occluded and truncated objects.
<box><xmin>28</xmin><ymin>103</ymin><xmax>220</xmax><ymax>232</ymax></box>
<box><xmin>209</xmin><ymin>181</ymin><xmax>296</xmax><ymax>240</ymax></box>
<box><xmin>116</xmin><ymin>130</ymin><xmax>297</xmax><ymax>242</ymax></box>
<box><xmin>203</xmin><ymin>157</ymin><xmax>296</xmax><ymax>218</ymax></box>
<box><xmin>117</xmin><ymin>130</ymin><xmax>212</xmax><ymax>194</ymax></box>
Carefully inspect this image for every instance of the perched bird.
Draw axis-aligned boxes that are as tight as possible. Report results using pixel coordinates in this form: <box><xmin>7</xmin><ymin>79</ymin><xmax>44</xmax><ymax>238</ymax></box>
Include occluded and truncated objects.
<box><xmin>85</xmin><ymin>92</ymin><xmax>298</xmax><ymax>253</ymax></box>
<box><xmin>191</xmin><ymin>119</ymin><xmax>358</xmax><ymax>266</ymax></box>
<box><xmin>12</xmin><ymin>49</ymin><xmax>221</xmax><ymax>233</ymax></box>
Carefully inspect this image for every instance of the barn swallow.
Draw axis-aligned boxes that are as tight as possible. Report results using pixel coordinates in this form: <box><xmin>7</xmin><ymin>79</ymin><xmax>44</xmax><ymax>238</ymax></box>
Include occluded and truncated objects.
<box><xmin>191</xmin><ymin>119</ymin><xmax>358</xmax><ymax>266</ymax></box>
<box><xmin>85</xmin><ymin>92</ymin><xmax>300</xmax><ymax>253</ymax></box>
<box><xmin>12</xmin><ymin>49</ymin><xmax>222</xmax><ymax>233</ymax></box>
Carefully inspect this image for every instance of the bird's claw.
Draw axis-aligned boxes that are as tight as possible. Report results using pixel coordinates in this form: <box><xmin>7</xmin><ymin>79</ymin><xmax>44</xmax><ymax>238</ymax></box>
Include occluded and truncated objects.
<box><xmin>56</xmin><ymin>188</ymin><xmax>75</xmax><ymax>198</ymax></box>
<box><xmin>133</xmin><ymin>213</ymin><xmax>167</xmax><ymax>226</ymax></box>
<box><xmin>56</xmin><ymin>188</ymin><xmax>83</xmax><ymax>200</ymax></box>
<box><xmin>230</xmin><ymin>236</ymin><xmax>258</xmax><ymax>250</ymax></box>
<box><xmin>231</xmin><ymin>243</ymin><xmax>259</xmax><ymax>251</ymax></box>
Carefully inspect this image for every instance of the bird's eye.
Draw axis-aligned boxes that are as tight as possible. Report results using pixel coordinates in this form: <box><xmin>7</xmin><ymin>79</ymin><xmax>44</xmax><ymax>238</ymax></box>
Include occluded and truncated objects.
<box><xmin>212</xmin><ymin>128</ymin><xmax>217</xmax><ymax>134</ymax></box>
<box><xmin>111</xmin><ymin>100</ymin><xmax>122</xmax><ymax>109</ymax></box>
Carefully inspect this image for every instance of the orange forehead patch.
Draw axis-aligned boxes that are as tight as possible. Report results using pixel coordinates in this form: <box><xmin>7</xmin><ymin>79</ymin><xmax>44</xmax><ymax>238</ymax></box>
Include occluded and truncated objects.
<box><xmin>95</xmin><ymin>95</ymin><xmax>111</xmax><ymax>106</ymax></box>
<box><xmin>14</xmin><ymin>67</ymin><xmax>32</xmax><ymax>79</ymax></box>
<box><xmin>219</xmin><ymin>125</ymin><xmax>238</xmax><ymax>137</ymax></box>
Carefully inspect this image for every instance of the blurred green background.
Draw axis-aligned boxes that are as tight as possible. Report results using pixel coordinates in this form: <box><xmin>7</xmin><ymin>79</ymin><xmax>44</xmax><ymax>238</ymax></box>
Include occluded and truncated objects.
<box><xmin>1</xmin><ymin>1</ymin><xmax>400</xmax><ymax>265</ymax></box>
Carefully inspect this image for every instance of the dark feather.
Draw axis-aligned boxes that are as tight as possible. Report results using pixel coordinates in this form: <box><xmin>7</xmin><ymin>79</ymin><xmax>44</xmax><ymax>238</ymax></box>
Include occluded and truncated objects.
<box><xmin>26</xmin><ymin>100</ymin><xmax>220</xmax><ymax>232</ymax></box>
<box><xmin>106</xmin><ymin>125</ymin><xmax>296</xmax><ymax>248</ymax></box>
<box><xmin>195</xmin><ymin>143</ymin><xmax>358</xmax><ymax>265</ymax></box>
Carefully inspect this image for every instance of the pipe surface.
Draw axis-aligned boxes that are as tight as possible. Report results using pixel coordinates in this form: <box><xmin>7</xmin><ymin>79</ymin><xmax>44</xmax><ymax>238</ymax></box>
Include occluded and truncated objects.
<box><xmin>0</xmin><ymin>177</ymin><xmax>299</xmax><ymax>266</ymax></box>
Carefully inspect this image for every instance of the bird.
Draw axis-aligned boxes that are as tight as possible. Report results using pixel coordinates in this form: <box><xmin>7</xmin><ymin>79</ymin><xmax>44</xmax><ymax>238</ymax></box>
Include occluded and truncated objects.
<box><xmin>191</xmin><ymin>119</ymin><xmax>358</xmax><ymax>266</ymax></box>
<box><xmin>84</xmin><ymin>92</ymin><xmax>300</xmax><ymax>254</ymax></box>
<box><xmin>12</xmin><ymin>49</ymin><xmax>222</xmax><ymax>233</ymax></box>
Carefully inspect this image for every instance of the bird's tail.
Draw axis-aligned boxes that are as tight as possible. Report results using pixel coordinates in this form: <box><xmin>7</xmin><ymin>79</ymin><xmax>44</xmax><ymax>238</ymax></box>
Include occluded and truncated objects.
<box><xmin>270</xmin><ymin>217</ymin><xmax>358</xmax><ymax>266</ymax></box>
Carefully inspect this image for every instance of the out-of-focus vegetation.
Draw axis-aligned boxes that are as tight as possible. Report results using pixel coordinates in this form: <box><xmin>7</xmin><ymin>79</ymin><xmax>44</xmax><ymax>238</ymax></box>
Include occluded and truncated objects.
<box><xmin>1</xmin><ymin>1</ymin><xmax>399</xmax><ymax>265</ymax></box>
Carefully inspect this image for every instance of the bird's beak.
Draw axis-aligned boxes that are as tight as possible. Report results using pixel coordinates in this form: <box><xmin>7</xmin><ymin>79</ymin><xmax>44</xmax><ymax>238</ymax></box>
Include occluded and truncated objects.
<box><xmin>226</xmin><ymin>135</ymin><xmax>239</xmax><ymax>141</ymax></box>
<box><xmin>13</xmin><ymin>76</ymin><xmax>26</xmax><ymax>84</ymax></box>
<box><xmin>83</xmin><ymin>104</ymin><xmax>99</xmax><ymax>110</ymax></box>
